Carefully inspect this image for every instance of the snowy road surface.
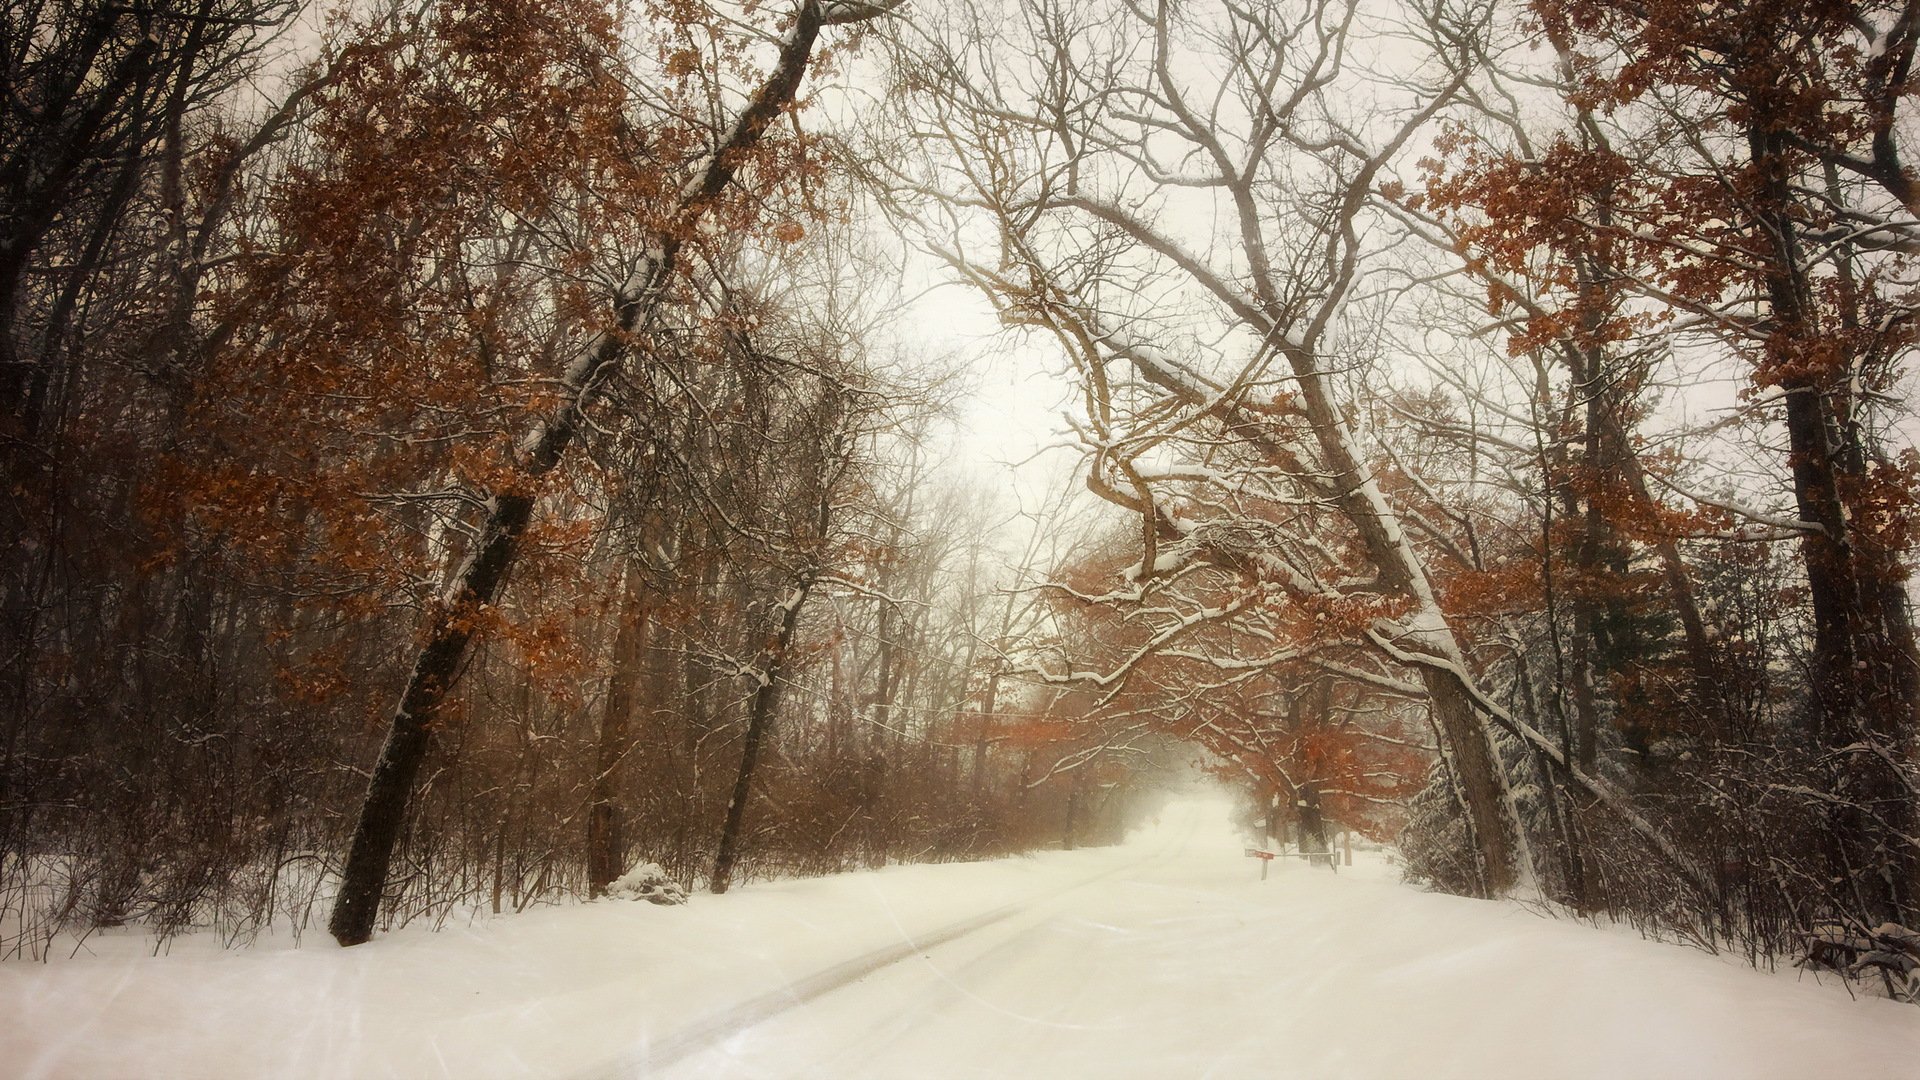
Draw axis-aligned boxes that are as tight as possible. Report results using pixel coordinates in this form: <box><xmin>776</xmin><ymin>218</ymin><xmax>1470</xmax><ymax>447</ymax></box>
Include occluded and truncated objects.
<box><xmin>4</xmin><ymin>799</ymin><xmax>1916</xmax><ymax>1079</ymax></box>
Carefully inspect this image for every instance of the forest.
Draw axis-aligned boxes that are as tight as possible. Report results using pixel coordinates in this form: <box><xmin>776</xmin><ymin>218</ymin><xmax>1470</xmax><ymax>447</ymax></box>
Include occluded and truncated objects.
<box><xmin>1</xmin><ymin>0</ymin><xmax>1915</xmax><ymax>1004</ymax></box>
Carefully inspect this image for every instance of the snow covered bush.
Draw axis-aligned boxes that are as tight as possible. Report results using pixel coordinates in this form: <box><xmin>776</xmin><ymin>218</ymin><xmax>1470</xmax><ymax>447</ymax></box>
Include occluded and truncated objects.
<box><xmin>604</xmin><ymin>864</ymin><xmax>688</xmax><ymax>906</ymax></box>
<box><xmin>1800</xmin><ymin>923</ymin><xmax>1920</xmax><ymax>1004</ymax></box>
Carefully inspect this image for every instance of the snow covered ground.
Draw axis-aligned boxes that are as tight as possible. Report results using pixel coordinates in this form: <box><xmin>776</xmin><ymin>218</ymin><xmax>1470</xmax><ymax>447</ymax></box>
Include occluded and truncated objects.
<box><xmin>4</xmin><ymin>799</ymin><xmax>1915</xmax><ymax>1079</ymax></box>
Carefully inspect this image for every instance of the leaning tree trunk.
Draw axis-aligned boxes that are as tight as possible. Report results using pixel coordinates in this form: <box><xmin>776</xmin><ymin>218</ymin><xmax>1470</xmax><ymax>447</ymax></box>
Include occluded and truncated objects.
<box><xmin>328</xmin><ymin>1</ymin><xmax>846</xmax><ymax>946</ymax></box>
<box><xmin>710</xmin><ymin>576</ymin><xmax>815</xmax><ymax>895</ymax></box>
<box><xmin>1281</xmin><ymin>345</ymin><xmax>1521</xmax><ymax>896</ymax></box>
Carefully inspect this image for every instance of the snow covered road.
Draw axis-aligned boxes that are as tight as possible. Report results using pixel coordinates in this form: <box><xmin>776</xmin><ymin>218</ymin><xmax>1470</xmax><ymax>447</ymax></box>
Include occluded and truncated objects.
<box><xmin>642</xmin><ymin>802</ymin><xmax>1920</xmax><ymax>1079</ymax></box>
<box><xmin>623</xmin><ymin>813</ymin><xmax>1192</xmax><ymax>1076</ymax></box>
<box><xmin>5</xmin><ymin>799</ymin><xmax>1916</xmax><ymax>1079</ymax></box>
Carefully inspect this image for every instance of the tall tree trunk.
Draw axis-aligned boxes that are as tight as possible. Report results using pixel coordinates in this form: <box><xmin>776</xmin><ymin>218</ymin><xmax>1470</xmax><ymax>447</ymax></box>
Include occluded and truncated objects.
<box><xmin>1515</xmin><ymin>654</ymin><xmax>1590</xmax><ymax>909</ymax></box>
<box><xmin>587</xmin><ymin>566</ymin><xmax>646</xmax><ymax>896</ymax></box>
<box><xmin>1565</xmin><ymin>332</ymin><xmax>1728</xmax><ymax>733</ymax></box>
<box><xmin>971</xmin><ymin>667</ymin><xmax>1001</xmax><ymax>801</ymax></box>
<box><xmin>1061</xmin><ymin>770</ymin><xmax>1080</xmax><ymax>852</ymax></box>
<box><xmin>867</xmin><ymin>598</ymin><xmax>898</xmax><ymax>747</ymax></box>
<box><xmin>1749</xmin><ymin>121</ymin><xmax>1920</xmax><ymax>924</ymax></box>
<box><xmin>1296</xmin><ymin>780</ymin><xmax>1327</xmax><ymax>859</ymax></box>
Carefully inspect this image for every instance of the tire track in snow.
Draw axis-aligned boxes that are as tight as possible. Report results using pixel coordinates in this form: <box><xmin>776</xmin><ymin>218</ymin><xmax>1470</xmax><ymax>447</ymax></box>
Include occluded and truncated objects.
<box><xmin>600</xmin><ymin>815</ymin><xmax>1202</xmax><ymax>1078</ymax></box>
<box><xmin>779</xmin><ymin>824</ymin><xmax>1224</xmax><ymax>1077</ymax></box>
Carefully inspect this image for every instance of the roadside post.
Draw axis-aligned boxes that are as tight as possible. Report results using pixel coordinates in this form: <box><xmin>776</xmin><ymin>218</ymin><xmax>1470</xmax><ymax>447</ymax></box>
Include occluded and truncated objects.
<box><xmin>1244</xmin><ymin>846</ymin><xmax>1277</xmax><ymax>881</ymax></box>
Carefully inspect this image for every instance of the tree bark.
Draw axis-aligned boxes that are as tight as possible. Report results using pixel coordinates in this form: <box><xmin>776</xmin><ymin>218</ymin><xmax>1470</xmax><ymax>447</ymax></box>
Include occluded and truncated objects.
<box><xmin>1061</xmin><ymin>770</ymin><xmax>1080</xmax><ymax>852</ymax></box>
<box><xmin>710</xmin><ymin>576</ymin><xmax>814</xmax><ymax>895</ymax></box>
<box><xmin>329</xmin><ymin>493</ymin><xmax>532</xmax><ymax>945</ymax></box>
<box><xmin>970</xmin><ymin>668</ymin><xmax>999</xmax><ymax>798</ymax></box>
<box><xmin>1283</xmin><ymin>345</ymin><xmax>1520</xmax><ymax>895</ymax></box>
<box><xmin>587</xmin><ymin>567</ymin><xmax>646</xmax><ymax>896</ymax></box>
